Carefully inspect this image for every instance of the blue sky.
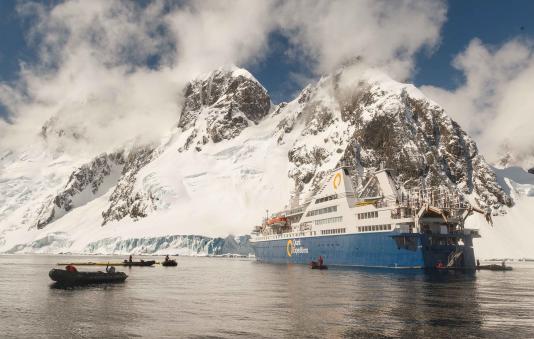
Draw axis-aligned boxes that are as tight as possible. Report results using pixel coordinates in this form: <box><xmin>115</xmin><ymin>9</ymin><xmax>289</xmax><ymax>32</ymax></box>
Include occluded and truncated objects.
<box><xmin>0</xmin><ymin>2</ymin><xmax>26</xmax><ymax>84</ymax></box>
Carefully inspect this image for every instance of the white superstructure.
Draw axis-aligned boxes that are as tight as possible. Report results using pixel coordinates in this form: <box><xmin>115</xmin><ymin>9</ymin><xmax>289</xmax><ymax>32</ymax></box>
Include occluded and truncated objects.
<box><xmin>252</xmin><ymin>166</ymin><xmax>484</xmax><ymax>243</ymax></box>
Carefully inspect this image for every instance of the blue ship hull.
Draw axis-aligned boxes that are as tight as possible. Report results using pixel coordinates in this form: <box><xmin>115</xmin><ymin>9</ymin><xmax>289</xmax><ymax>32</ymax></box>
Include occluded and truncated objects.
<box><xmin>252</xmin><ymin>232</ymin><xmax>476</xmax><ymax>270</ymax></box>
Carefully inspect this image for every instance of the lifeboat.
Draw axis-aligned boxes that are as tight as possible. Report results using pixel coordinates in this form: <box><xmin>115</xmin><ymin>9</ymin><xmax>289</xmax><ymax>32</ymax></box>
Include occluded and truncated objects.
<box><xmin>266</xmin><ymin>216</ymin><xmax>288</xmax><ymax>227</ymax></box>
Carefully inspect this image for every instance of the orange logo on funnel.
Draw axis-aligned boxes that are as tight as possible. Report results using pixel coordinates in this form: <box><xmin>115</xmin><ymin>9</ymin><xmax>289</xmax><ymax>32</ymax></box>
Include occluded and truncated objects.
<box><xmin>333</xmin><ymin>172</ymin><xmax>341</xmax><ymax>190</ymax></box>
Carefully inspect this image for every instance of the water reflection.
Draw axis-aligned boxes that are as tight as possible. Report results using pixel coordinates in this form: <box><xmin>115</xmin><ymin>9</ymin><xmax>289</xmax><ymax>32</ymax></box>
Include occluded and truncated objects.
<box><xmin>279</xmin><ymin>266</ymin><xmax>484</xmax><ymax>338</ymax></box>
<box><xmin>45</xmin><ymin>281</ymin><xmax>134</xmax><ymax>338</ymax></box>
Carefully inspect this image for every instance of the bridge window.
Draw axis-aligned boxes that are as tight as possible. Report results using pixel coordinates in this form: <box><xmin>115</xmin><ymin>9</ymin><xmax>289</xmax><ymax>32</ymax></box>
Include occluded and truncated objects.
<box><xmin>315</xmin><ymin>194</ymin><xmax>338</xmax><ymax>204</ymax></box>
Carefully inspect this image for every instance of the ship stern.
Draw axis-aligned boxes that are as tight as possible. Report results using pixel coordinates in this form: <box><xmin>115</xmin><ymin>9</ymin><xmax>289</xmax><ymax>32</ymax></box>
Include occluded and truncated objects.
<box><xmin>420</xmin><ymin>233</ymin><xmax>476</xmax><ymax>270</ymax></box>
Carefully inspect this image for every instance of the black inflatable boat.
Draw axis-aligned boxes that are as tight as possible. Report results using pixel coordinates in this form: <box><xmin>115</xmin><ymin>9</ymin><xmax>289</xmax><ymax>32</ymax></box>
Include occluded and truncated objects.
<box><xmin>49</xmin><ymin>269</ymin><xmax>128</xmax><ymax>285</ymax></box>
<box><xmin>162</xmin><ymin>259</ymin><xmax>177</xmax><ymax>267</ymax></box>
<box><xmin>476</xmin><ymin>264</ymin><xmax>513</xmax><ymax>271</ymax></box>
<box><xmin>309</xmin><ymin>261</ymin><xmax>328</xmax><ymax>270</ymax></box>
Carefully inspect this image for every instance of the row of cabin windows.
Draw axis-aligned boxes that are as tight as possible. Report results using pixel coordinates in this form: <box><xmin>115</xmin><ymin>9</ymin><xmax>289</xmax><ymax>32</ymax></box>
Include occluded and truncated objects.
<box><xmin>306</xmin><ymin>205</ymin><xmax>337</xmax><ymax>217</ymax></box>
<box><xmin>358</xmin><ymin>224</ymin><xmax>392</xmax><ymax>232</ymax></box>
<box><xmin>315</xmin><ymin>194</ymin><xmax>338</xmax><ymax>204</ymax></box>
<box><xmin>358</xmin><ymin>211</ymin><xmax>378</xmax><ymax>220</ymax></box>
<box><xmin>321</xmin><ymin>228</ymin><xmax>346</xmax><ymax>235</ymax></box>
<box><xmin>315</xmin><ymin>216</ymin><xmax>343</xmax><ymax>226</ymax></box>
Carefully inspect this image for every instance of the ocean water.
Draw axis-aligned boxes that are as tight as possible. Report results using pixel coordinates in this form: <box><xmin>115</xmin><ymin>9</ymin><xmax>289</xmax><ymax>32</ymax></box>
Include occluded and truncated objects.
<box><xmin>1</xmin><ymin>255</ymin><xmax>533</xmax><ymax>338</ymax></box>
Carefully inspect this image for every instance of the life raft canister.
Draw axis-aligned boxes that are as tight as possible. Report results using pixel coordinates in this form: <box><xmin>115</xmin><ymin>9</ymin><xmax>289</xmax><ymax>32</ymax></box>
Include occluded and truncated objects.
<box><xmin>267</xmin><ymin>216</ymin><xmax>288</xmax><ymax>225</ymax></box>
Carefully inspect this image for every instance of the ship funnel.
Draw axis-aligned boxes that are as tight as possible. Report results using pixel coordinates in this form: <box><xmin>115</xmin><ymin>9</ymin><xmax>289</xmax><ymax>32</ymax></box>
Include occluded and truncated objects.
<box><xmin>375</xmin><ymin>169</ymin><xmax>399</xmax><ymax>203</ymax></box>
<box><xmin>320</xmin><ymin>166</ymin><xmax>355</xmax><ymax>197</ymax></box>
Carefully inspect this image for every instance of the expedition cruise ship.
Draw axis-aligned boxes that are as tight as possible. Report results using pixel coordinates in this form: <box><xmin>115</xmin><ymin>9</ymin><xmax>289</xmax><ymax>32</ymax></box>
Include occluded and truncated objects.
<box><xmin>250</xmin><ymin>166</ymin><xmax>489</xmax><ymax>270</ymax></box>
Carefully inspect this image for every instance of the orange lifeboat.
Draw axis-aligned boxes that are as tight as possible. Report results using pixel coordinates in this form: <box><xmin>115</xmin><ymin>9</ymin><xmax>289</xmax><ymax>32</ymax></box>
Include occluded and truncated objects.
<box><xmin>266</xmin><ymin>216</ymin><xmax>288</xmax><ymax>226</ymax></box>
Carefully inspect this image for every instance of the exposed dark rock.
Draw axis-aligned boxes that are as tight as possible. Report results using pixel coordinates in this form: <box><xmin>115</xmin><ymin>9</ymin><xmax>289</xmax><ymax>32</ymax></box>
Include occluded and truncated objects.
<box><xmin>35</xmin><ymin>151</ymin><xmax>126</xmax><ymax>229</ymax></box>
<box><xmin>178</xmin><ymin>68</ymin><xmax>271</xmax><ymax>150</ymax></box>
<box><xmin>101</xmin><ymin>145</ymin><xmax>156</xmax><ymax>225</ymax></box>
<box><xmin>288</xmin><ymin>145</ymin><xmax>330</xmax><ymax>193</ymax></box>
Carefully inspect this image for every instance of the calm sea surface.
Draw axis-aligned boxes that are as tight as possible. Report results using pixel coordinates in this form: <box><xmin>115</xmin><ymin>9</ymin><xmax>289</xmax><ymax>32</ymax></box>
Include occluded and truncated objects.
<box><xmin>1</xmin><ymin>255</ymin><xmax>534</xmax><ymax>338</ymax></box>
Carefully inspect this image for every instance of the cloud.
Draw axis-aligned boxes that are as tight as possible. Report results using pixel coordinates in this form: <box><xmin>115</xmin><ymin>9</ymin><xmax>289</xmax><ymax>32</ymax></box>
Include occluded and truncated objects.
<box><xmin>275</xmin><ymin>0</ymin><xmax>447</xmax><ymax>80</ymax></box>
<box><xmin>422</xmin><ymin>38</ymin><xmax>534</xmax><ymax>167</ymax></box>
<box><xmin>167</xmin><ymin>1</ymin><xmax>275</xmax><ymax>79</ymax></box>
<box><xmin>0</xmin><ymin>0</ymin><xmax>447</xmax><ymax>155</ymax></box>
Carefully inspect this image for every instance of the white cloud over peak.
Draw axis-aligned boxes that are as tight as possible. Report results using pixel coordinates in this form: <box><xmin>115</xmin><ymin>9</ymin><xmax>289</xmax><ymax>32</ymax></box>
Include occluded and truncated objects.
<box><xmin>276</xmin><ymin>0</ymin><xmax>447</xmax><ymax>80</ymax></box>
<box><xmin>422</xmin><ymin>38</ymin><xmax>534</xmax><ymax>168</ymax></box>
<box><xmin>167</xmin><ymin>1</ymin><xmax>275</xmax><ymax>79</ymax></box>
<box><xmin>0</xmin><ymin>0</ymin><xmax>447</xmax><ymax>155</ymax></box>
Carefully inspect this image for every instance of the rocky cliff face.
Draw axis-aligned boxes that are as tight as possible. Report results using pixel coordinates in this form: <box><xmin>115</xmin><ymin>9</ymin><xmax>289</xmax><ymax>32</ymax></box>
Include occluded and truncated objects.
<box><xmin>35</xmin><ymin>151</ymin><xmax>126</xmax><ymax>229</ymax></box>
<box><xmin>0</xmin><ymin>65</ymin><xmax>513</xmax><ymax>254</ymax></box>
<box><xmin>178</xmin><ymin>66</ymin><xmax>271</xmax><ymax>152</ymax></box>
<box><xmin>101</xmin><ymin>145</ymin><xmax>156</xmax><ymax>225</ymax></box>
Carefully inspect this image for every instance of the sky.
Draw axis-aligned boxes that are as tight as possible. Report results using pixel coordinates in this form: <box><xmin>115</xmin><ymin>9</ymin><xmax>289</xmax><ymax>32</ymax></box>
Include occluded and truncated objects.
<box><xmin>0</xmin><ymin>0</ymin><xmax>533</xmax><ymax>166</ymax></box>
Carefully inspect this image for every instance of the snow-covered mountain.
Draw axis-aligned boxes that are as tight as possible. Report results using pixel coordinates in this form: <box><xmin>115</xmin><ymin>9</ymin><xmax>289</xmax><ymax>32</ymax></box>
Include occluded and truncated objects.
<box><xmin>0</xmin><ymin>64</ymin><xmax>531</xmax><ymax>258</ymax></box>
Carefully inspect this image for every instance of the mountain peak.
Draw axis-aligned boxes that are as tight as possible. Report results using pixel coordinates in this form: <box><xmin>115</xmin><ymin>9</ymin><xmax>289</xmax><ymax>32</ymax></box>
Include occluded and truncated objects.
<box><xmin>196</xmin><ymin>65</ymin><xmax>260</xmax><ymax>86</ymax></box>
<box><xmin>177</xmin><ymin>65</ymin><xmax>271</xmax><ymax>150</ymax></box>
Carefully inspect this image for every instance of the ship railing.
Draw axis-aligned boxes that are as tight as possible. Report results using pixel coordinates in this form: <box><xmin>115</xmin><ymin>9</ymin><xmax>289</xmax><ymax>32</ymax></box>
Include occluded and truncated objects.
<box><xmin>398</xmin><ymin>187</ymin><xmax>470</xmax><ymax>211</ymax></box>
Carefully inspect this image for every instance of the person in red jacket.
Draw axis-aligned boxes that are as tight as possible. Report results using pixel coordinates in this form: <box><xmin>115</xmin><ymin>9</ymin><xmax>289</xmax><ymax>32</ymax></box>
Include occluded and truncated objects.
<box><xmin>65</xmin><ymin>265</ymin><xmax>77</xmax><ymax>272</ymax></box>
